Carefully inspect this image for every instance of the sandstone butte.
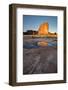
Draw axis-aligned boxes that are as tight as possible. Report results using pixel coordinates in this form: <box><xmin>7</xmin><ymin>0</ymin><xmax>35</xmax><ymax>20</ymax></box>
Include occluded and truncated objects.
<box><xmin>38</xmin><ymin>22</ymin><xmax>49</xmax><ymax>35</ymax></box>
<box><xmin>32</xmin><ymin>22</ymin><xmax>57</xmax><ymax>38</ymax></box>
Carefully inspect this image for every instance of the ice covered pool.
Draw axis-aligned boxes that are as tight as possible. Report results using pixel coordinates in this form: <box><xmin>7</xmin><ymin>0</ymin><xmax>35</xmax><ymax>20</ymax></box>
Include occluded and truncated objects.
<box><xmin>23</xmin><ymin>41</ymin><xmax>57</xmax><ymax>49</ymax></box>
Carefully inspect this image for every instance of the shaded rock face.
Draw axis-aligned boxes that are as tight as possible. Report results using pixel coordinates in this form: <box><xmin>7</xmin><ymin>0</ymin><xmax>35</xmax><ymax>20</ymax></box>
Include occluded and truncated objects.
<box><xmin>38</xmin><ymin>22</ymin><xmax>49</xmax><ymax>35</ymax></box>
<box><xmin>23</xmin><ymin>46</ymin><xmax>57</xmax><ymax>74</ymax></box>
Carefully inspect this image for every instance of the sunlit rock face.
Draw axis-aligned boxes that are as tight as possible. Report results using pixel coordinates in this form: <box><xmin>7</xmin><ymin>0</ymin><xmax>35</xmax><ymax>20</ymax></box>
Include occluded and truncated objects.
<box><xmin>38</xmin><ymin>22</ymin><xmax>49</xmax><ymax>35</ymax></box>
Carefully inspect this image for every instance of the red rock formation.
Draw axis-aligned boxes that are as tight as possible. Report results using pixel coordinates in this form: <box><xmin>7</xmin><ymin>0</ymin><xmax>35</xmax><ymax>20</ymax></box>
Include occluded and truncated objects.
<box><xmin>38</xmin><ymin>22</ymin><xmax>49</xmax><ymax>35</ymax></box>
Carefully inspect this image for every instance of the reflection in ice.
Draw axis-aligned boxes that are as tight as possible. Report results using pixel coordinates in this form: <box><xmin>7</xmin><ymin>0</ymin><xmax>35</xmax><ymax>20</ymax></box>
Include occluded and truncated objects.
<box><xmin>23</xmin><ymin>38</ymin><xmax>57</xmax><ymax>49</ymax></box>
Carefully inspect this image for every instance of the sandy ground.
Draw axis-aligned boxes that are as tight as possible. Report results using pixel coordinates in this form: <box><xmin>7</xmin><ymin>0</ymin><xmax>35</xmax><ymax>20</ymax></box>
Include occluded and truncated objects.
<box><xmin>23</xmin><ymin>35</ymin><xmax>57</xmax><ymax>75</ymax></box>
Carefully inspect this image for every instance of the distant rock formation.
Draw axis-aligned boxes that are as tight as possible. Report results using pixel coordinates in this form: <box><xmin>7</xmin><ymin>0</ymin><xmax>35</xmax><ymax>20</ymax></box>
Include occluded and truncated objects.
<box><xmin>23</xmin><ymin>22</ymin><xmax>57</xmax><ymax>37</ymax></box>
<box><xmin>23</xmin><ymin>30</ymin><xmax>38</xmax><ymax>35</ymax></box>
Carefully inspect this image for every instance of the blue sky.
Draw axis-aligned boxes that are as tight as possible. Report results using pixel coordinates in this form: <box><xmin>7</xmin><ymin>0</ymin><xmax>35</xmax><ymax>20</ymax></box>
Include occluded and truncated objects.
<box><xmin>23</xmin><ymin>15</ymin><xmax>57</xmax><ymax>33</ymax></box>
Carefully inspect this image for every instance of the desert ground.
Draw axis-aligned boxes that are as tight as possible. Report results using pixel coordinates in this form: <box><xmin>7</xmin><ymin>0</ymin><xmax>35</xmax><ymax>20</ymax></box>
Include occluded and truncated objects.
<box><xmin>23</xmin><ymin>35</ymin><xmax>57</xmax><ymax>75</ymax></box>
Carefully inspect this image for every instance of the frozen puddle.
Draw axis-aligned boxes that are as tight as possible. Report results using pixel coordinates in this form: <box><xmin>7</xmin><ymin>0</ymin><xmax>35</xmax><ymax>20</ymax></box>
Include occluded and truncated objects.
<box><xmin>23</xmin><ymin>41</ymin><xmax>57</xmax><ymax>49</ymax></box>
